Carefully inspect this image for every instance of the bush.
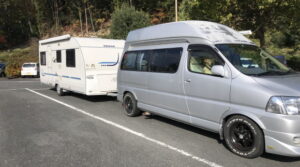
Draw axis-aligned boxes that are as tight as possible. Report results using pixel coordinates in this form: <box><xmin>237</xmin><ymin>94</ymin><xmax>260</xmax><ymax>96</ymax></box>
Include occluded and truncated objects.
<box><xmin>270</xmin><ymin>31</ymin><xmax>298</xmax><ymax>48</ymax></box>
<box><xmin>287</xmin><ymin>56</ymin><xmax>300</xmax><ymax>71</ymax></box>
<box><xmin>110</xmin><ymin>4</ymin><xmax>151</xmax><ymax>39</ymax></box>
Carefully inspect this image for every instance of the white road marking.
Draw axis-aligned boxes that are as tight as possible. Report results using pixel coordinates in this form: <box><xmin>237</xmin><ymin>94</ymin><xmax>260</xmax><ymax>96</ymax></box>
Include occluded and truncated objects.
<box><xmin>0</xmin><ymin>89</ymin><xmax>17</xmax><ymax>91</ymax></box>
<box><xmin>0</xmin><ymin>88</ymin><xmax>48</xmax><ymax>91</ymax></box>
<box><xmin>0</xmin><ymin>80</ymin><xmax>39</xmax><ymax>83</ymax></box>
<box><xmin>31</xmin><ymin>88</ymin><xmax>50</xmax><ymax>91</ymax></box>
<box><xmin>26</xmin><ymin>88</ymin><xmax>222</xmax><ymax>167</ymax></box>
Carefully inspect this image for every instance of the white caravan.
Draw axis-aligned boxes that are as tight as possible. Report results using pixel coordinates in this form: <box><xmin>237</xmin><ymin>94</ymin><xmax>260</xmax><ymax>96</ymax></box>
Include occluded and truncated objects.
<box><xmin>39</xmin><ymin>35</ymin><xmax>125</xmax><ymax>96</ymax></box>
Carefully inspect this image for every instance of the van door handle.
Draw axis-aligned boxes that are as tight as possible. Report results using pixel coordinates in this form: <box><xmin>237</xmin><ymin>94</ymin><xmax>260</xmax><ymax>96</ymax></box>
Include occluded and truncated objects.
<box><xmin>184</xmin><ymin>79</ymin><xmax>191</xmax><ymax>83</ymax></box>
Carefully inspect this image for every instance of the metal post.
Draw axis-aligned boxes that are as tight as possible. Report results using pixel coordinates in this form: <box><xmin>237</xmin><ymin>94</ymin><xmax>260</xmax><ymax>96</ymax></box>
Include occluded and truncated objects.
<box><xmin>175</xmin><ymin>0</ymin><xmax>178</xmax><ymax>22</ymax></box>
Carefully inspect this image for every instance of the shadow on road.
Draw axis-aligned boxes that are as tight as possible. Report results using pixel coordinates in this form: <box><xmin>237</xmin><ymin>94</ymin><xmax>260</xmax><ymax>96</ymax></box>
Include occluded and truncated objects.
<box><xmin>145</xmin><ymin>114</ymin><xmax>221</xmax><ymax>142</ymax></box>
<box><xmin>63</xmin><ymin>91</ymin><xmax>117</xmax><ymax>103</ymax></box>
<box><xmin>261</xmin><ymin>153</ymin><xmax>300</xmax><ymax>162</ymax></box>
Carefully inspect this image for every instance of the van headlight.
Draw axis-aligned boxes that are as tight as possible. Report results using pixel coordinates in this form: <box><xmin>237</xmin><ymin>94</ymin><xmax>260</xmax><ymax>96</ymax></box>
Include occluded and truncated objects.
<box><xmin>266</xmin><ymin>96</ymin><xmax>300</xmax><ymax>115</ymax></box>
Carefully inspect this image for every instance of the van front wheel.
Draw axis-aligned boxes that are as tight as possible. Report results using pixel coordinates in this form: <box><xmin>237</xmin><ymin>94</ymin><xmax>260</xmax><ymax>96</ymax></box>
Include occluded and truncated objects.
<box><xmin>123</xmin><ymin>93</ymin><xmax>141</xmax><ymax>117</ymax></box>
<box><xmin>224</xmin><ymin>115</ymin><xmax>264</xmax><ymax>158</ymax></box>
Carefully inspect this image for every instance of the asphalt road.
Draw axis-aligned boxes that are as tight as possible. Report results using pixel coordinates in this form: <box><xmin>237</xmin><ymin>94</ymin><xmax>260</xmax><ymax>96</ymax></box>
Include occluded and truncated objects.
<box><xmin>0</xmin><ymin>78</ymin><xmax>300</xmax><ymax>167</ymax></box>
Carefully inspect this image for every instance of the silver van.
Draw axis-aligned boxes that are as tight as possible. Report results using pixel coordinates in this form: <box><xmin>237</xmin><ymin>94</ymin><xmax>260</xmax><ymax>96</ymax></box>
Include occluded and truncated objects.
<box><xmin>117</xmin><ymin>21</ymin><xmax>300</xmax><ymax>158</ymax></box>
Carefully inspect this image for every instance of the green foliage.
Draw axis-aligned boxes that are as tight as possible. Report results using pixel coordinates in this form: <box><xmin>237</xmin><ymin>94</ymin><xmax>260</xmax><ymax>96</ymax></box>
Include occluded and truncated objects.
<box><xmin>179</xmin><ymin>0</ymin><xmax>228</xmax><ymax>22</ymax></box>
<box><xmin>0</xmin><ymin>0</ymin><xmax>299</xmax><ymax>69</ymax></box>
<box><xmin>110</xmin><ymin>4</ymin><xmax>150</xmax><ymax>39</ymax></box>
<box><xmin>269</xmin><ymin>30</ymin><xmax>299</xmax><ymax>48</ymax></box>
<box><xmin>0</xmin><ymin>0</ymin><xmax>36</xmax><ymax>48</ymax></box>
<box><xmin>228</xmin><ymin>0</ymin><xmax>298</xmax><ymax>47</ymax></box>
<box><xmin>287</xmin><ymin>56</ymin><xmax>300</xmax><ymax>71</ymax></box>
<box><xmin>179</xmin><ymin>0</ymin><xmax>299</xmax><ymax>48</ymax></box>
<box><xmin>270</xmin><ymin>32</ymin><xmax>289</xmax><ymax>48</ymax></box>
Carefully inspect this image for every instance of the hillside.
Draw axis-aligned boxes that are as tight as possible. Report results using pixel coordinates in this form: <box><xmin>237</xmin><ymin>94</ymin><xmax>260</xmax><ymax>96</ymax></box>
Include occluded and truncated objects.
<box><xmin>0</xmin><ymin>0</ymin><xmax>299</xmax><ymax>76</ymax></box>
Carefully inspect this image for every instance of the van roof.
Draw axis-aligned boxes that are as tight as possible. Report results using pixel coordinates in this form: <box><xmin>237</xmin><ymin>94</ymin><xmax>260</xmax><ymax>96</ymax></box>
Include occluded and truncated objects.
<box><xmin>126</xmin><ymin>21</ymin><xmax>253</xmax><ymax>45</ymax></box>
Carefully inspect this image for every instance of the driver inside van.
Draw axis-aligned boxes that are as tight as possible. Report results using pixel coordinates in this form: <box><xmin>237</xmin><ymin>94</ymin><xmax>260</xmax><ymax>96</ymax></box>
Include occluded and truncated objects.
<box><xmin>203</xmin><ymin>58</ymin><xmax>213</xmax><ymax>74</ymax></box>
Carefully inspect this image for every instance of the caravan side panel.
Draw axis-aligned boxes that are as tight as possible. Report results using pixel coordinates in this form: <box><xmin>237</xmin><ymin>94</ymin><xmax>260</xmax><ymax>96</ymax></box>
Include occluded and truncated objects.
<box><xmin>39</xmin><ymin>38</ymin><xmax>86</xmax><ymax>94</ymax></box>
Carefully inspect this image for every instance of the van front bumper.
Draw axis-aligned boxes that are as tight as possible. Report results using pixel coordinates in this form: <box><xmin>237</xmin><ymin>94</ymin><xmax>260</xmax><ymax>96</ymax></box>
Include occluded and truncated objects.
<box><xmin>262</xmin><ymin>115</ymin><xmax>300</xmax><ymax>156</ymax></box>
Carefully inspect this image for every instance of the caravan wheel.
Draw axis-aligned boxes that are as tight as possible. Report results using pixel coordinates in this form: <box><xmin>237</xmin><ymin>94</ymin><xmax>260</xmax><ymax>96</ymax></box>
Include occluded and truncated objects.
<box><xmin>56</xmin><ymin>84</ymin><xmax>64</xmax><ymax>96</ymax></box>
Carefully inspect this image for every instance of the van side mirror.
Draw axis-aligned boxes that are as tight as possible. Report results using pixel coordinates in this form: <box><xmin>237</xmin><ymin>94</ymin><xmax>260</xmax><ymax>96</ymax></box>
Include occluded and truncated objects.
<box><xmin>211</xmin><ymin>65</ymin><xmax>225</xmax><ymax>77</ymax></box>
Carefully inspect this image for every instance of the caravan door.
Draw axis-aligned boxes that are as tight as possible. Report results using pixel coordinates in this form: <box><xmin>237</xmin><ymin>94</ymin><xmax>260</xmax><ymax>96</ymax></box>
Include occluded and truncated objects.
<box><xmin>52</xmin><ymin>50</ymin><xmax>63</xmax><ymax>86</ymax></box>
<box><xmin>45</xmin><ymin>46</ymin><xmax>56</xmax><ymax>87</ymax></box>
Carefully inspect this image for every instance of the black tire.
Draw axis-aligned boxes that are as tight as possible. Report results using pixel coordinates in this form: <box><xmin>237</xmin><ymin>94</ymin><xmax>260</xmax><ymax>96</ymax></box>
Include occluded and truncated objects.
<box><xmin>123</xmin><ymin>93</ymin><xmax>141</xmax><ymax>117</ymax></box>
<box><xmin>224</xmin><ymin>115</ymin><xmax>264</xmax><ymax>158</ymax></box>
<box><xmin>56</xmin><ymin>84</ymin><xmax>64</xmax><ymax>96</ymax></box>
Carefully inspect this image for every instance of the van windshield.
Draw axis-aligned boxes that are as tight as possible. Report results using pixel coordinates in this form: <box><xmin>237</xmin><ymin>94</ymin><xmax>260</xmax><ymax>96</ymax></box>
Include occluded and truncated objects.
<box><xmin>216</xmin><ymin>44</ymin><xmax>292</xmax><ymax>76</ymax></box>
<box><xmin>23</xmin><ymin>64</ymin><xmax>35</xmax><ymax>68</ymax></box>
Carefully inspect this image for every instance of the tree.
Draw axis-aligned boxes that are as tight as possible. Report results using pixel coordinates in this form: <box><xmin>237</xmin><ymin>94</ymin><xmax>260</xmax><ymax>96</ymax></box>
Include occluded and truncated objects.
<box><xmin>110</xmin><ymin>3</ymin><xmax>150</xmax><ymax>39</ymax></box>
<box><xmin>0</xmin><ymin>0</ymin><xmax>37</xmax><ymax>48</ymax></box>
<box><xmin>178</xmin><ymin>0</ymin><xmax>298</xmax><ymax>48</ymax></box>
<box><xmin>228</xmin><ymin>0</ymin><xmax>294</xmax><ymax>48</ymax></box>
<box><xmin>179</xmin><ymin>0</ymin><xmax>227</xmax><ymax>22</ymax></box>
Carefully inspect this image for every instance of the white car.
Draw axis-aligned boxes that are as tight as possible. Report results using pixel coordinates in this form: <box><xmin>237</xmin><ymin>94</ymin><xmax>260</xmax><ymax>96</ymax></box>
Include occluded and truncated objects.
<box><xmin>21</xmin><ymin>62</ymin><xmax>39</xmax><ymax>77</ymax></box>
<box><xmin>240</xmin><ymin>58</ymin><xmax>259</xmax><ymax>68</ymax></box>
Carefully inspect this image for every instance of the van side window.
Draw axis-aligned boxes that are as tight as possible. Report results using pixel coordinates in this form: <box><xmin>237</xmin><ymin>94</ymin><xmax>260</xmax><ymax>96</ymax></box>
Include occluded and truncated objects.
<box><xmin>40</xmin><ymin>52</ymin><xmax>46</xmax><ymax>65</ymax></box>
<box><xmin>150</xmin><ymin>48</ymin><xmax>182</xmax><ymax>73</ymax></box>
<box><xmin>188</xmin><ymin>46</ymin><xmax>224</xmax><ymax>75</ymax></box>
<box><xmin>66</xmin><ymin>49</ymin><xmax>76</xmax><ymax>67</ymax></box>
<box><xmin>56</xmin><ymin>50</ymin><xmax>61</xmax><ymax>63</ymax></box>
<box><xmin>136</xmin><ymin>51</ymin><xmax>150</xmax><ymax>72</ymax></box>
<box><xmin>121</xmin><ymin>52</ymin><xmax>138</xmax><ymax>70</ymax></box>
<box><xmin>121</xmin><ymin>48</ymin><xmax>182</xmax><ymax>73</ymax></box>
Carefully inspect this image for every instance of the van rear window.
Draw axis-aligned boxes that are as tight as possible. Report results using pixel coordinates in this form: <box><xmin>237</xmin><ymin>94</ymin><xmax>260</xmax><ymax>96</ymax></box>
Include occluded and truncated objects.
<box><xmin>121</xmin><ymin>52</ymin><xmax>137</xmax><ymax>70</ymax></box>
<box><xmin>150</xmin><ymin>48</ymin><xmax>182</xmax><ymax>73</ymax></box>
<box><xmin>121</xmin><ymin>48</ymin><xmax>182</xmax><ymax>73</ymax></box>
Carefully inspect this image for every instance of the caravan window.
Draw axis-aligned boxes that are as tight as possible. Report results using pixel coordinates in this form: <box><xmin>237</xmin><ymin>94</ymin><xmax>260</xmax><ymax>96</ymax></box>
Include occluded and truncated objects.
<box><xmin>66</xmin><ymin>49</ymin><xmax>75</xmax><ymax>67</ymax></box>
<box><xmin>56</xmin><ymin>50</ymin><xmax>61</xmax><ymax>63</ymax></box>
<box><xmin>40</xmin><ymin>52</ymin><xmax>46</xmax><ymax>65</ymax></box>
<box><xmin>150</xmin><ymin>48</ymin><xmax>182</xmax><ymax>73</ymax></box>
